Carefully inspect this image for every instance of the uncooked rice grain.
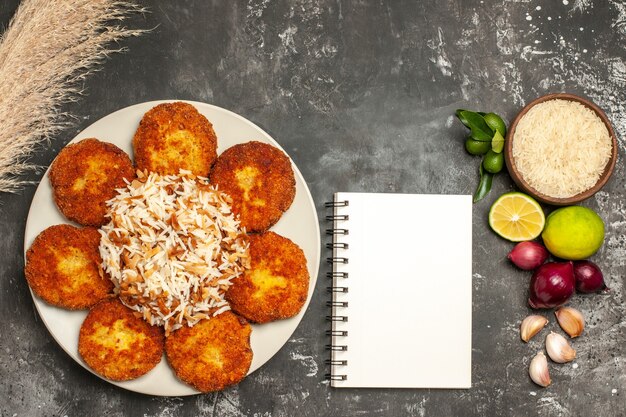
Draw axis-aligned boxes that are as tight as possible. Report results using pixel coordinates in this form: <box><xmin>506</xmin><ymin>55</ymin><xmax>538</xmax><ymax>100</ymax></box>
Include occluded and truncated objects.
<box><xmin>512</xmin><ymin>99</ymin><xmax>612</xmax><ymax>198</ymax></box>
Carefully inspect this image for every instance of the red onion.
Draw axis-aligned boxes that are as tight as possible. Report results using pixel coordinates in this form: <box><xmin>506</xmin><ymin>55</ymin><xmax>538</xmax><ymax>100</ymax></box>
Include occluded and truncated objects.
<box><xmin>508</xmin><ymin>241</ymin><xmax>549</xmax><ymax>270</ymax></box>
<box><xmin>573</xmin><ymin>260</ymin><xmax>607</xmax><ymax>293</ymax></box>
<box><xmin>528</xmin><ymin>261</ymin><xmax>575</xmax><ymax>309</ymax></box>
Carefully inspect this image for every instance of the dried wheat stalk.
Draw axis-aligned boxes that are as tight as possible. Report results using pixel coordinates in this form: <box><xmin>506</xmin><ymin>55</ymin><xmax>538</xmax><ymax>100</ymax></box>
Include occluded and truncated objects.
<box><xmin>0</xmin><ymin>0</ymin><xmax>147</xmax><ymax>193</ymax></box>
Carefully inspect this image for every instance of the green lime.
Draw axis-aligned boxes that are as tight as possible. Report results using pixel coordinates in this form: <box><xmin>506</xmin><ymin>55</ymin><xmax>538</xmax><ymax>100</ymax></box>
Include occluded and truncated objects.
<box><xmin>541</xmin><ymin>206</ymin><xmax>605</xmax><ymax>260</ymax></box>
<box><xmin>491</xmin><ymin>130</ymin><xmax>505</xmax><ymax>153</ymax></box>
<box><xmin>482</xmin><ymin>150</ymin><xmax>504</xmax><ymax>173</ymax></box>
<box><xmin>465</xmin><ymin>138</ymin><xmax>491</xmax><ymax>155</ymax></box>
<box><xmin>483</xmin><ymin>113</ymin><xmax>507</xmax><ymax>136</ymax></box>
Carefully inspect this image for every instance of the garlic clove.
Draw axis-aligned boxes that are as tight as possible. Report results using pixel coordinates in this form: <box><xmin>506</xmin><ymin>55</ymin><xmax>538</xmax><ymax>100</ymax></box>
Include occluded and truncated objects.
<box><xmin>546</xmin><ymin>332</ymin><xmax>576</xmax><ymax>363</ymax></box>
<box><xmin>555</xmin><ymin>307</ymin><xmax>584</xmax><ymax>338</ymax></box>
<box><xmin>529</xmin><ymin>351</ymin><xmax>551</xmax><ymax>387</ymax></box>
<box><xmin>520</xmin><ymin>315</ymin><xmax>549</xmax><ymax>342</ymax></box>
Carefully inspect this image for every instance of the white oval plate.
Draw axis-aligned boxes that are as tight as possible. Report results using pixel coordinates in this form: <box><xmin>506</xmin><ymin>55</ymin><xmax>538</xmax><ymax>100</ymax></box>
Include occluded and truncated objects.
<box><xmin>23</xmin><ymin>100</ymin><xmax>321</xmax><ymax>396</ymax></box>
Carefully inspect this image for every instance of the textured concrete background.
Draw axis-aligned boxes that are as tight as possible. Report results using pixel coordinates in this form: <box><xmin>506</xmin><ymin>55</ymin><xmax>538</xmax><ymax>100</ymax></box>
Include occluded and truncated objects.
<box><xmin>1</xmin><ymin>0</ymin><xmax>625</xmax><ymax>416</ymax></box>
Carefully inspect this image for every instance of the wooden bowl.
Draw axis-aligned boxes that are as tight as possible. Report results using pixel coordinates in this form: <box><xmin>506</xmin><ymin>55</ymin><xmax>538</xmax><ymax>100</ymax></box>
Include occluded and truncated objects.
<box><xmin>504</xmin><ymin>93</ymin><xmax>618</xmax><ymax>206</ymax></box>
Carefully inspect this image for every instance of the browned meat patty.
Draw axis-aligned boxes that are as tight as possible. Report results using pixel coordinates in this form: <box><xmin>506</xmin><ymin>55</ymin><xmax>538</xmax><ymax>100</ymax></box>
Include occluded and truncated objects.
<box><xmin>24</xmin><ymin>224</ymin><xmax>113</xmax><ymax>309</ymax></box>
<box><xmin>49</xmin><ymin>138</ymin><xmax>135</xmax><ymax>226</ymax></box>
<box><xmin>226</xmin><ymin>231</ymin><xmax>309</xmax><ymax>323</ymax></box>
<box><xmin>209</xmin><ymin>141</ymin><xmax>295</xmax><ymax>232</ymax></box>
<box><xmin>133</xmin><ymin>102</ymin><xmax>218</xmax><ymax>176</ymax></box>
<box><xmin>165</xmin><ymin>311</ymin><xmax>252</xmax><ymax>392</ymax></box>
<box><xmin>78</xmin><ymin>298</ymin><xmax>165</xmax><ymax>381</ymax></box>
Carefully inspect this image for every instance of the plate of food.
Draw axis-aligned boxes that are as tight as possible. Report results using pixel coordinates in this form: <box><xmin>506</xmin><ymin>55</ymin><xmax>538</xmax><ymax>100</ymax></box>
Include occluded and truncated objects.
<box><xmin>23</xmin><ymin>100</ymin><xmax>321</xmax><ymax>396</ymax></box>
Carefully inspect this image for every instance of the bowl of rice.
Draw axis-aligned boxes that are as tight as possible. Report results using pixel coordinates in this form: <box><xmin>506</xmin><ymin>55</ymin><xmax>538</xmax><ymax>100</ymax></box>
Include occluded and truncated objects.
<box><xmin>504</xmin><ymin>93</ymin><xmax>618</xmax><ymax>205</ymax></box>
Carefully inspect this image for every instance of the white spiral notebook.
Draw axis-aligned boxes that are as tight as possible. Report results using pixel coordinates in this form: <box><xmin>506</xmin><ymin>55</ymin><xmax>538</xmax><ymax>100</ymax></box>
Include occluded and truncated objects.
<box><xmin>326</xmin><ymin>192</ymin><xmax>472</xmax><ymax>388</ymax></box>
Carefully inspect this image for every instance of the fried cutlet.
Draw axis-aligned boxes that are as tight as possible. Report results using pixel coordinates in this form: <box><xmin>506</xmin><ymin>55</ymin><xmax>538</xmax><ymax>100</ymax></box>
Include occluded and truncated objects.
<box><xmin>133</xmin><ymin>102</ymin><xmax>218</xmax><ymax>176</ymax></box>
<box><xmin>49</xmin><ymin>138</ymin><xmax>135</xmax><ymax>226</ymax></box>
<box><xmin>226</xmin><ymin>232</ymin><xmax>309</xmax><ymax>323</ymax></box>
<box><xmin>165</xmin><ymin>311</ymin><xmax>252</xmax><ymax>392</ymax></box>
<box><xmin>24</xmin><ymin>224</ymin><xmax>113</xmax><ymax>310</ymax></box>
<box><xmin>209</xmin><ymin>141</ymin><xmax>295</xmax><ymax>232</ymax></box>
<box><xmin>78</xmin><ymin>298</ymin><xmax>164</xmax><ymax>381</ymax></box>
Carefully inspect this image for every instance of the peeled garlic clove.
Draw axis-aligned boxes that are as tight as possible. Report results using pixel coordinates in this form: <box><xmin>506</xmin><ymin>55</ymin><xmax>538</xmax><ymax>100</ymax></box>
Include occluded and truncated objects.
<box><xmin>555</xmin><ymin>307</ymin><xmax>584</xmax><ymax>338</ymax></box>
<box><xmin>546</xmin><ymin>332</ymin><xmax>576</xmax><ymax>363</ymax></box>
<box><xmin>520</xmin><ymin>315</ymin><xmax>549</xmax><ymax>342</ymax></box>
<box><xmin>529</xmin><ymin>351</ymin><xmax>551</xmax><ymax>387</ymax></box>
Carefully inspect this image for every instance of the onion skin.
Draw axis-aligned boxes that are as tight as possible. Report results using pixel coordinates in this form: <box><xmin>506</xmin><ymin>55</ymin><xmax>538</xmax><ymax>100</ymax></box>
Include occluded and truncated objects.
<box><xmin>528</xmin><ymin>261</ymin><xmax>575</xmax><ymax>309</ymax></box>
<box><xmin>508</xmin><ymin>241</ymin><xmax>549</xmax><ymax>270</ymax></box>
<box><xmin>573</xmin><ymin>260</ymin><xmax>607</xmax><ymax>293</ymax></box>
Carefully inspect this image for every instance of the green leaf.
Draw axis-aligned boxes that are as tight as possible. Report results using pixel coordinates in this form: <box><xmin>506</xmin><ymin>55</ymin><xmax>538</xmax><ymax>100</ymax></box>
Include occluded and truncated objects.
<box><xmin>456</xmin><ymin>110</ymin><xmax>494</xmax><ymax>143</ymax></box>
<box><xmin>491</xmin><ymin>130</ymin><xmax>505</xmax><ymax>153</ymax></box>
<box><xmin>459</xmin><ymin>110</ymin><xmax>493</xmax><ymax>134</ymax></box>
<box><xmin>473</xmin><ymin>164</ymin><xmax>493</xmax><ymax>203</ymax></box>
<box><xmin>470</xmin><ymin>129</ymin><xmax>494</xmax><ymax>142</ymax></box>
<box><xmin>456</xmin><ymin>109</ymin><xmax>471</xmax><ymax>127</ymax></box>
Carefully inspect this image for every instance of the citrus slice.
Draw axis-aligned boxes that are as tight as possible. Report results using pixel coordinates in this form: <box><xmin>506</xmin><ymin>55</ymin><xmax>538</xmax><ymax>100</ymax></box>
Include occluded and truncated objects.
<box><xmin>489</xmin><ymin>192</ymin><xmax>545</xmax><ymax>241</ymax></box>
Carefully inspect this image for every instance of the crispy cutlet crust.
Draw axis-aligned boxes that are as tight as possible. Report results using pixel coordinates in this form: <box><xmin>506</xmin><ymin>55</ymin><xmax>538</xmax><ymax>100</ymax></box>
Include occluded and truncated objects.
<box><xmin>133</xmin><ymin>102</ymin><xmax>218</xmax><ymax>176</ymax></box>
<box><xmin>209</xmin><ymin>141</ymin><xmax>296</xmax><ymax>232</ymax></box>
<box><xmin>78</xmin><ymin>298</ymin><xmax>164</xmax><ymax>381</ymax></box>
<box><xmin>49</xmin><ymin>138</ymin><xmax>135</xmax><ymax>226</ymax></box>
<box><xmin>24</xmin><ymin>224</ymin><xmax>113</xmax><ymax>310</ymax></box>
<box><xmin>226</xmin><ymin>232</ymin><xmax>309</xmax><ymax>324</ymax></box>
<box><xmin>165</xmin><ymin>311</ymin><xmax>252</xmax><ymax>392</ymax></box>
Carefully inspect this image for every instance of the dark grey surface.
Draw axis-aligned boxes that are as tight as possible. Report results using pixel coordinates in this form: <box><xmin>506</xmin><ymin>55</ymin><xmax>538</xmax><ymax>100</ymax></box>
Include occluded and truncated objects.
<box><xmin>1</xmin><ymin>0</ymin><xmax>625</xmax><ymax>416</ymax></box>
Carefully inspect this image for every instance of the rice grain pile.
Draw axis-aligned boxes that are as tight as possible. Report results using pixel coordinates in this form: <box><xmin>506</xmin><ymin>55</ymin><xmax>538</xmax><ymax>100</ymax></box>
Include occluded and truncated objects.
<box><xmin>99</xmin><ymin>170</ymin><xmax>250</xmax><ymax>335</ymax></box>
<box><xmin>512</xmin><ymin>99</ymin><xmax>613</xmax><ymax>198</ymax></box>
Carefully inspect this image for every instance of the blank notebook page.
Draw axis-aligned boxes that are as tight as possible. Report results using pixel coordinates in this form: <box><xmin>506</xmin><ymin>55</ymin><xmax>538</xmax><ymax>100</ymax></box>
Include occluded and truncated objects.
<box><xmin>330</xmin><ymin>192</ymin><xmax>472</xmax><ymax>388</ymax></box>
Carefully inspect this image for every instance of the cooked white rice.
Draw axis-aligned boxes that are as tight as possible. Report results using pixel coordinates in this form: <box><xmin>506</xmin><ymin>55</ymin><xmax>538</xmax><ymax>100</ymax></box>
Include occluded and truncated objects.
<box><xmin>99</xmin><ymin>170</ymin><xmax>250</xmax><ymax>335</ymax></box>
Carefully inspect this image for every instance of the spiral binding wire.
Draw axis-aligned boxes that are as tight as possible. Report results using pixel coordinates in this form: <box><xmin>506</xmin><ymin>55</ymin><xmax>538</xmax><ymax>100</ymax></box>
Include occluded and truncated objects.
<box><xmin>326</xmin><ymin>344</ymin><xmax>348</xmax><ymax>351</ymax></box>
<box><xmin>325</xmin><ymin>214</ymin><xmax>349</xmax><ymax>221</ymax></box>
<box><xmin>326</xmin><ymin>271</ymin><xmax>348</xmax><ymax>278</ymax></box>
<box><xmin>326</xmin><ymin>228</ymin><xmax>349</xmax><ymax>235</ymax></box>
<box><xmin>326</xmin><ymin>242</ymin><xmax>349</xmax><ymax>249</ymax></box>
<box><xmin>326</xmin><ymin>301</ymin><xmax>349</xmax><ymax>307</ymax></box>
<box><xmin>326</xmin><ymin>257</ymin><xmax>348</xmax><ymax>264</ymax></box>
<box><xmin>324</xmin><ymin>201</ymin><xmax>349</xmax><ymax>207</ymax></box>
<box><xmin>327</xmin><ymin>286</ymin><xmax>348</xmax><ymax>293</ymax></box>
<box><xmin>326</xmin><ymin>199</ymin><xmax>349</xmax><ymax>382</ymax></box>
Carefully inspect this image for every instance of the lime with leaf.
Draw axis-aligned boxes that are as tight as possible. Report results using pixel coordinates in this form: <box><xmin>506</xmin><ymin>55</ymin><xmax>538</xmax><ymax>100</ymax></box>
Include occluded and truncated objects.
<box><xmin>483</xmin><ymin>150</ymin><xmax>504</xmax><ymax>173</ymax></box>
<box><xmin>465</xmin><ymin>138</ymin><xmax>491</xmax><ymax>155</ymax></box>
<box><xmin>456</xmin><ymin>110</ymin><xmax>494</xmax><ymax>142</ymax></box>
<box><xmin>455</xmin><ymin>109</ymin><xmax>508</xmax><ymax>202</ymax></box>
<box><xmin>483</xmin><ymin>113</ymin><xmax>507</xmax><ymax>136</ymax></box>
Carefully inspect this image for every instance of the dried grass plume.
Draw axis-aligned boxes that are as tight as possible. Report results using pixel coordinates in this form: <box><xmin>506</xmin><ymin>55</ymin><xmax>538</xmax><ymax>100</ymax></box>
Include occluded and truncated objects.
<box><xmin>0</xmin><ymin>0</ymin><xmax>147</xmax><ymax>193</ymax></box>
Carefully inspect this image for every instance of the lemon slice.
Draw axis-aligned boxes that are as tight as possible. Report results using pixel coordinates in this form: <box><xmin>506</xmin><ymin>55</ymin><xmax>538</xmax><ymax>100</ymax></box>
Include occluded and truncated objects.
<box><xmin>489</xmin><ymin>192</ymin><xmax>545</xmax><ymax>241</ymax></box>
